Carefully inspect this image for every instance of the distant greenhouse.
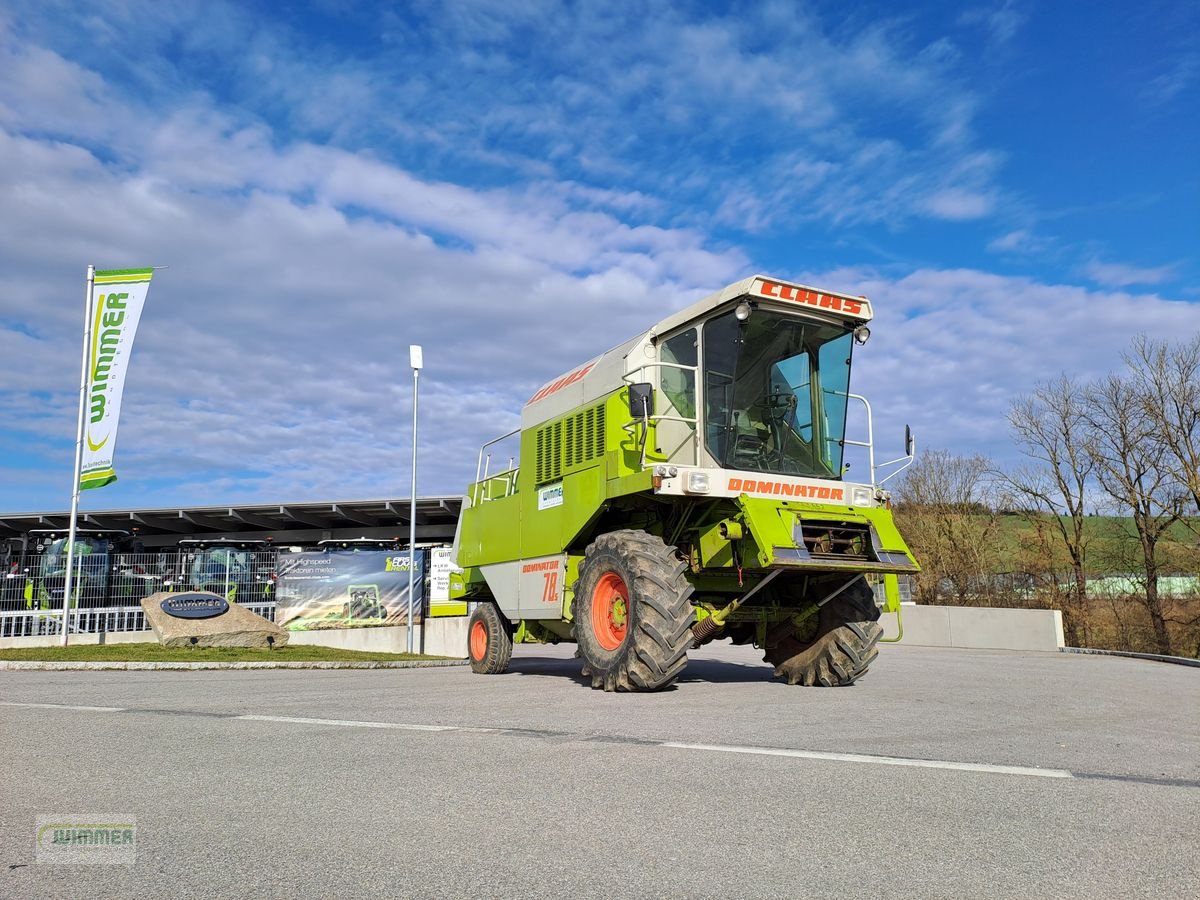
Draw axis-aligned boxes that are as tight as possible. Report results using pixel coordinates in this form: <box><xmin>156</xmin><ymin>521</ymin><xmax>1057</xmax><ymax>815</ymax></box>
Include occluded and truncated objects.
<box><xmin>1087</xmin><ymin>575</ymin><xmax>1200</xmax><ymax>599</ymax></box>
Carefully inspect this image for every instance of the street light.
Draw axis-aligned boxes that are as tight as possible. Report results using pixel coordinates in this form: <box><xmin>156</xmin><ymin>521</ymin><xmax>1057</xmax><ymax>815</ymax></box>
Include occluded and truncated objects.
<box><xmin>407</xmin><ymin>345</ymin><xmax>423</xmax><ymax>653</ymax></box>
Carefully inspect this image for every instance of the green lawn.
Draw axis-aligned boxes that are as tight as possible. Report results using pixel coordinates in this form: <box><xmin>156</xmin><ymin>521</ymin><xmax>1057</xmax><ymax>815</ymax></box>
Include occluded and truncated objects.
<box><xmin>984</xmin><ymin>513</ymin><xmax>1196</xmax><ymax>568</ymax></box>
<box><xmin>0</xmin><ymin>643</ymin><xmax>445</xmax><ymax>663</ymax></box>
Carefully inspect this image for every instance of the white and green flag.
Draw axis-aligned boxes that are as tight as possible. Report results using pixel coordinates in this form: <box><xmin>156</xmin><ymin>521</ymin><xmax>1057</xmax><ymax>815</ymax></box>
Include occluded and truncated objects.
<box><xmin>80</xmin><ymin>267</ymin><xmax>154</xmax><ymax>490</ymax></box>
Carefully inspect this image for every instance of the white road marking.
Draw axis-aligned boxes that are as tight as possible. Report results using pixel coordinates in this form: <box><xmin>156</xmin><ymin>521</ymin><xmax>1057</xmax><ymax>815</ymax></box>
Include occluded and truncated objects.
<box><xmin>0</xmin><ymin>702</ymin><xmax>1075</xmax><ymax>780</ymax></box>
<box><xmin>0</xmin><ymin>700</ymin><xmax>126</xmax><ymax>713</ymax></box>
<box><xmin>236</xmin><ymin>714</ymin><xmax>454</xmax><ymax>732</ymax></box>
<box><xmin>661</xmin><ymin>741</ymin><xmax>1074</xmax><ymax>779</ymax></box>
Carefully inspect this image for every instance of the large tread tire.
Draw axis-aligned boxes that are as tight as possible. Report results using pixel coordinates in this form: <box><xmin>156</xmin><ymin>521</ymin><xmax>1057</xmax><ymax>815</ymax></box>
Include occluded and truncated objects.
<box><xmin>574</xmin><ymin>530</ymin><xmax>694</xmax><ymax>692</ymax></box>
<box><xmin>467</xmin><ymin>603</ymin><xmax>513</xmax><ymax>675</ymax></box>
<box><xmin>763</xmin><ymin>579</ymin><xmax>882</xmax><ymax>687</ymax></box>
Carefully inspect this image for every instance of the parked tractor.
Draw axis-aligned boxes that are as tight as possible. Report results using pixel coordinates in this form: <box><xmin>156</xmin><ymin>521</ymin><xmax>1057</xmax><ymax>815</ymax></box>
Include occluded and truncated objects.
<box><xmin>21</xmin><ymin>529</ymin><xmax>160</xmax><ymax>610</ymax></box>
<box><xmin>166</xmin><ymin>539</ymin><xmax>275</xmax><ymax>604</ymax></box>
<box><xmin>452</xmin><ymin>274</ymin><xmax>919</xmax><ymax>691</ymax></box>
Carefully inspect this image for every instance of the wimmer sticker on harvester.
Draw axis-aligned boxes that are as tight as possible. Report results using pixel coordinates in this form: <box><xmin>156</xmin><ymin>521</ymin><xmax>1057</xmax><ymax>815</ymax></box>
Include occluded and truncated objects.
<box><xmin>451</xmin><ymin>274</ymin><xmax>920</xmax><ymax>691</ymax></box>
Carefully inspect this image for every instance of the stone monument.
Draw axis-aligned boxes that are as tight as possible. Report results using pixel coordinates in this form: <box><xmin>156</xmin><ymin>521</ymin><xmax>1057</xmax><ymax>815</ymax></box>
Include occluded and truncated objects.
<box><xmin>141</xmin><ymin>591</ymin><xmax>289</xmax><ymax>648</ymax></box>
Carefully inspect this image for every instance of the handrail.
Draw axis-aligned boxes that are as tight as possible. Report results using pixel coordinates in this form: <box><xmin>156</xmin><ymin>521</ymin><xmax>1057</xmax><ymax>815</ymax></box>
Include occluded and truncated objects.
<box><xmin>828</xmin><ymin>390</ymin><xmax>915</xmax><ymax>487</ymax></box>
<box><xmin>471</xmin><ymin>467</ymin><xmax>519</xmax><ymax>505</ymax></box>
<box><xmin>845</xmin><ymin>392</ymin><xmax>876</xmax><ymax>485</ymax></box>
<box><xmin>475</xmin><ymin>428</ymin><xmax>520</xmax><ymax>485</ymax></box>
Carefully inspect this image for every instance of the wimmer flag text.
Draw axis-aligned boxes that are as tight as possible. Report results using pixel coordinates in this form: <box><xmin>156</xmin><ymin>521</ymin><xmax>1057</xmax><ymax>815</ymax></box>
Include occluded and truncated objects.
<box><xmin>80</xmin><ymin>268</ymin><xmax>154</xmax><ymax>490</ymax></box>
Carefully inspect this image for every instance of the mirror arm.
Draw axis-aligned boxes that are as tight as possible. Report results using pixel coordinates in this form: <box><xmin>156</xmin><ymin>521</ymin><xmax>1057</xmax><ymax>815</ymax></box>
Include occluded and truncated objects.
<box><xmin>877</xmin><ymin>430</ymin><xmax>916</xmax><ymax>487</ymax></box>
<box><xmin>639</xmin><ymin>409</ymin><xmax>650</xmax><ymax>470</ymax></box>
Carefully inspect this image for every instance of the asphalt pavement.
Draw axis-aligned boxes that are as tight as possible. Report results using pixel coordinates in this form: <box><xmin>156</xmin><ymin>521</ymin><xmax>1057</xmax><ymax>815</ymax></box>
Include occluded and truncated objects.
<box><xmin>2</xmin><ymin>642</ymin><xmax>1197</xmax><ymax>899</ymax></box>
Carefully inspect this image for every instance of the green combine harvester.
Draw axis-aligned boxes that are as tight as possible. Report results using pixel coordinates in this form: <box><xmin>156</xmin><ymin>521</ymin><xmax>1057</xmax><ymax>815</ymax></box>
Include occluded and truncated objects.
<box><xmin>451</xmin><ymin>274</ymin><xmax>919</xmax><ymax>691</ymax></box>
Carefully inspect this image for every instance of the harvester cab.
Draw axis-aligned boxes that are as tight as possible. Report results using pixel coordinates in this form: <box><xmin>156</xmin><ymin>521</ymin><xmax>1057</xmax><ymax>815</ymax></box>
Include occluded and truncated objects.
<box><xmin>452</xmin><ymin>274</ymin><xmax>919</xmax><ymax>691</ymax></box>
<box><xmin>169</xmin><ymin>539</ymin><xmax>275</xmax><ymax>603</ymax></box>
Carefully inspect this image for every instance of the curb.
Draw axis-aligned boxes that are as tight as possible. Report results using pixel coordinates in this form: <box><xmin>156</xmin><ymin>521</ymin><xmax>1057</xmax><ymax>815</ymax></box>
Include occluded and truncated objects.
<box><xmin>1060</xmin><ymin>647</ymin><xmax>1200</xmax><ymax>669</ymax></box>
<box><xmin>0</xmin><ymin>659</ymin><xmax>470</xmax><ymax>672</ymax></box>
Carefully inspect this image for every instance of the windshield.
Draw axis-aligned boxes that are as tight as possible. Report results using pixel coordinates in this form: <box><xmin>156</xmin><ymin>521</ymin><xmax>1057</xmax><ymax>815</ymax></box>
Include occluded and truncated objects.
<box><xmin>703</xmin><ymin>308</ymin><xmax>853</xmax><ymax>478</ymax></box>
<box><xmin>41</xmin><ymin>537</ymin><xmax>110</xmax><ymax>574</ymax></box>
<box><xmin>190</xmin><ymin>549</ymin><xmax>254</xmax><ymax>582</ymax></box>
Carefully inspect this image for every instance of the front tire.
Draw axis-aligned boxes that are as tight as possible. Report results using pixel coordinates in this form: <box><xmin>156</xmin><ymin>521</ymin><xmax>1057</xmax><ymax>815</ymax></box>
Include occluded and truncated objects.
<box><xmin>763</xmin><ymin>578</ymin><xmax>882</xmax><ymax>686</ymax></box>
<box><xmin>573</xmin><ymin>530</ymin><xmax>693</xmax><ymax>692</ymax></box>
<box><xmin>467</xmin><ymin>603</ymin><xmax>513</xmax><ymax>674</ymax></box>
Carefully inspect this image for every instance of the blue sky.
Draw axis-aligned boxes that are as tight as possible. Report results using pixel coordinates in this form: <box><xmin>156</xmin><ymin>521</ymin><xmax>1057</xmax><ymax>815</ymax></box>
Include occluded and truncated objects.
<box><xmin>0</xmin><ymin>0</ymin><xmax>1196</xmax><ymax>513</ymax></box>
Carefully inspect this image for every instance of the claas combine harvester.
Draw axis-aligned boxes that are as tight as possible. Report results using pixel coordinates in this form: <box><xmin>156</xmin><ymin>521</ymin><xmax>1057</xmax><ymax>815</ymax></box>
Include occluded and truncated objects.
<box><xmin>450</xmin><ymin>274</ymin><xmax>919</xmax><ymax>691</ymax></box>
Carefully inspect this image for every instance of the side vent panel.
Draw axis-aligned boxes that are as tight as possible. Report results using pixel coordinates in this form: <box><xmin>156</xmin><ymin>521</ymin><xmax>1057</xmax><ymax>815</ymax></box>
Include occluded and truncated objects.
<box><xmin>534</xmin><ymin>401</ymin><xmax>607</xmax><ymax>485</ymax></box>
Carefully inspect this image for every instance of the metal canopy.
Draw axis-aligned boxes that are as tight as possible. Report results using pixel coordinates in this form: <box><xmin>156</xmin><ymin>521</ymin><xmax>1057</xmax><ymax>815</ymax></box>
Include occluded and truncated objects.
<box><xmin>0</xmin><ymin>497</ymin><xmax>463</xmax><ymax>546</ymax></box>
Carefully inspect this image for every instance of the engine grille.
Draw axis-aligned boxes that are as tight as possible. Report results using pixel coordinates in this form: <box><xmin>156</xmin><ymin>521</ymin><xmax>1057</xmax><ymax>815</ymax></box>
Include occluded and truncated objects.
<box><xmin>795</xmin><ymin>519</ymin><xmax>872</xmax><ymax>560</ymax></box>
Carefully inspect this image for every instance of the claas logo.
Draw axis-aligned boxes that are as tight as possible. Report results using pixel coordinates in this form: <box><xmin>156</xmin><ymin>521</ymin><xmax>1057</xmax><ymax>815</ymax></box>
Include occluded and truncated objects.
<box><xmin>755</xmin><ymin>279</ymin><xmax>865</xmax><ymax>317</ymax></box>
<box><xmin>528</xmin><ymin>363</ymin><xmax>595</xmax><ymax>404</ymax></box>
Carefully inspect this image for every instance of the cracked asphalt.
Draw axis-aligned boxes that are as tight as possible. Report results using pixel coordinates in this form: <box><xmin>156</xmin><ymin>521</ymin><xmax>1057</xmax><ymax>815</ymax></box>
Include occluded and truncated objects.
<box><xmin>2</xmin><ymin>641</ymin><xmax>1197</xmax><ymax>898</ymax></box>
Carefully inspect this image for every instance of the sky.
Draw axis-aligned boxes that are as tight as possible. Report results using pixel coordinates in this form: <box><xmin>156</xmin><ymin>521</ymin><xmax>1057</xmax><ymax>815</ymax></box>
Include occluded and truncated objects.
<box><xmin>0</xmin><ymin>0</ymin><xmax>1196</xmax><ymax>514</ymax></box>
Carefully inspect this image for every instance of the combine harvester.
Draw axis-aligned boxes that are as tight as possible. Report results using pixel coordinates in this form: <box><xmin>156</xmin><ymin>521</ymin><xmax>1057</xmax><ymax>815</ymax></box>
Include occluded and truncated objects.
<box><xmin>450</xmin><ymin>275</ymin><xmax>919</xmax><ymax>691</ymax></box>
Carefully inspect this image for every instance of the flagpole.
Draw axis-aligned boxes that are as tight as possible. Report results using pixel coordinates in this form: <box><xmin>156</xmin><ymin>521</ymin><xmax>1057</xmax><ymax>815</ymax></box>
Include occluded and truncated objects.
<box><xmin>407</xmin><ymin>345</ymin><xmax>423</xmax><ymax>653</ymax></box>
<box><xmin>60</xmin><ymin>264</ymin><xmax>95</xmax><ymax>646</ymax></box>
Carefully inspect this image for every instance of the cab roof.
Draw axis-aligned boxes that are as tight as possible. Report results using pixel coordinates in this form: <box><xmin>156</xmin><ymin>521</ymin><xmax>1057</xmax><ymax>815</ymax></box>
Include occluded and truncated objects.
<box><xmin>522</xmin><ymin>274</ymin><xmax>872</xmax><ymax>427</ymax></box>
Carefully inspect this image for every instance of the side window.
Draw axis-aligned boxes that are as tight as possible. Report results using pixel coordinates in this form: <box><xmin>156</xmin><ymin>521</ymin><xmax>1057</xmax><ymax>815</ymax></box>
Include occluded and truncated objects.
<box><xmin>660</xmin><ymin>328</ymin><xmax>697</xmax><ymax>420</ymax></box>
<box><xmin>770</xmin><ymin>353</ymin><xmax>812</xmax><ymax>441</ymax></box>
<box><xmin>703</xmin><ymin>312</ymin><xmax>739</xmax><ymax>463</ymax></box>
<box><xmin>817</xmin><ymin>337</ymin><xmax>852</xmax><ymax>471</ymax></box>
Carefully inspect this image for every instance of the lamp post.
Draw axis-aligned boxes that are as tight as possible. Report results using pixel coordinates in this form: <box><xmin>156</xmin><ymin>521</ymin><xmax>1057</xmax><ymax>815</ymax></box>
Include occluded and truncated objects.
<box><xmin>407</xmin><ymin>345</ymin><xmax>423</xmax><ymax>654</ymax></box>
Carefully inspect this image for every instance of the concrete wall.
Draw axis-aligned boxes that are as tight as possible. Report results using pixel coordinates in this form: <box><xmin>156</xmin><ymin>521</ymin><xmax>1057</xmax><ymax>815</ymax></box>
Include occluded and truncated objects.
<box><xmin>0</xmin><ymin>618</ymin><xmax>472</xmax><ymax>656</ymax></box>
<box><xmin>881</xmin><ymin>604</ymin><xmax>1064</xmax><ymax>652</ymax></box>
<box><xmin>288</xmin><ymin>617</ymin><xmax>469</xmax><ymax>658</ymax></box>
<box><xmin>3</xmin><ymin>609</ymin><xmax>1057</xmax><ymax>656</ymax></box>
<box><xmin>0</xmin><ymin>630</ymin><xmax>152</xmax><ymax>650</ymax></box>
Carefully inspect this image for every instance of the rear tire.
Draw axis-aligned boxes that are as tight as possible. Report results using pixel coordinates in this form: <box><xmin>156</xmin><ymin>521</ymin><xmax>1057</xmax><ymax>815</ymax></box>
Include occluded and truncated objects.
<box><xmin>574</xmin><ymin>530</ymin><xmax>693</xmax><ymax>692</ymax></box>
<box><xmin>763</xmin><ymin>579</ymin><xmax>882</xmax><ymax>686</ymax></box>
<box><xmin>467</xmin><ymin>603</ymin><xmax>512</xmax><ymax>675</ymax></box>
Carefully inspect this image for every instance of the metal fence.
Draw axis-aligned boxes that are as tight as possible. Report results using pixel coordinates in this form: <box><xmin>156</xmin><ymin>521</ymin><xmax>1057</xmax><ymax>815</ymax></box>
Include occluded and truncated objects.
<box><xmin>0</xmin><ymin>601</ymin><xmax>278</xmax><ymax>638</ymax></box>
<box><xmin>1</xmin><ymin>546</ymin><xmax>919</xmax><ymax>637</ymax></box>
<box><xmin>869</xmin><ymin>573</ymin><xmax>914</xmax><ymax>606</ymax></box>
<box><xmin>1</xmin><ymin>551</ymin><xmax>280</xmax><ymax>611</ymax></box>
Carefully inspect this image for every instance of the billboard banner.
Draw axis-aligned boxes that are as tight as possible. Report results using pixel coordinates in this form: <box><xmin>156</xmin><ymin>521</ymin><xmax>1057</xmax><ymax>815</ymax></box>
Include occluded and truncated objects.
<box><xmin>80</xmin><ymin>268</ymin><xmax>155</xmax><ymax>491</ymax></box>
<box><xmin>427</xmin><ymin>546</ymin><xmax>466</xmax><ymax>617</ymax></box>
<box><xmin>274</xmin><ymin>550</ymin><xmax>424</xmax><ymax>631</ymax></box>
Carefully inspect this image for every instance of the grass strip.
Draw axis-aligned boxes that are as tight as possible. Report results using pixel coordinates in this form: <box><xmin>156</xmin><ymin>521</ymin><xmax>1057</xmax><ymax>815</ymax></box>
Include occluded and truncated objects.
<box><xmin>0</xmin><ymin>643</ymin><xmax>442</xmax><ymax>663</ymax></box>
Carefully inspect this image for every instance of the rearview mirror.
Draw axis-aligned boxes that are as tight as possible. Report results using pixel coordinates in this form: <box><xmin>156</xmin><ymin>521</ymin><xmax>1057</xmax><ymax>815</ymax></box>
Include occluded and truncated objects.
<box><xmin>905</xmin><ymin>424</ymin><xmax>914</xmax><ymax>458</ymax></box>
<box><xmin>628</xmin><ymin>383</ymin><xmax>654</xmax><ymax>419</ymax></box>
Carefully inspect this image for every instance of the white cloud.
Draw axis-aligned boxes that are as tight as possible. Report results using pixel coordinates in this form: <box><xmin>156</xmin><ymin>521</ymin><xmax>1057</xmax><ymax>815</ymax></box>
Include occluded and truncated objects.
<box><xmin>1142</xmin><ymin>53</ymin><xmax>1198</xmax><ymax>107</ymax></box>
<box><xmin>803</xmin><ymin>266</ymin><xmax>1198</xmax><ymax>477</ymax></box>
<box><xmin>986</xmin><ymin>229</ymin><xmax>1038</xmax><ymax>253</ymax></box>
<box><xmin>1082</xmin><ymin>259</ymin><xmax>1178</xmax><ymax>288</ymax></box>
<box><xmin>958</xmin><ymin>2</ymin><xmax>1027</xmax><ymax>46</ymax></box>
<box><xmin>0</xmin><ymin>40</ymin><xmax>746</xmax><ymax>509</ymax></box>
<box><xmin>1</xmin><ymin>7</ymin><xmax>1192</xmax><ymax>514</ymax></box>
<box><xmin>8</xmin><ymin>1</ymin><xmax>1007</xmax><ymax>235</ymax></box>
<box><xmin>923</xmin><ymin>188</ymin><xmax>995</xmax><ymax>221</ymax></box>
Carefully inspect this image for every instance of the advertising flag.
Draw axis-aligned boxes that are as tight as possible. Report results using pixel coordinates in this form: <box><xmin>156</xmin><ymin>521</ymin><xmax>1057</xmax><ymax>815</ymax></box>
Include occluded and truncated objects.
<box><xmin>80</xmin><ymin>268</ymin><xmax>154</xmax><ymax>490</ymax></box>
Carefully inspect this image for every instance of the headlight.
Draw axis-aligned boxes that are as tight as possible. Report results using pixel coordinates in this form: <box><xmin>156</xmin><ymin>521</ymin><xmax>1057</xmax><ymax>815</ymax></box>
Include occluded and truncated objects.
<box><xmin>686</xmin><ymin>471</ymin><xmax>710</xmax><ymax>493</ymax></box>
<box><xmin>851</xmin><ymin>486</ymin><xmax>874</xmax><ymax>507</ymax></box>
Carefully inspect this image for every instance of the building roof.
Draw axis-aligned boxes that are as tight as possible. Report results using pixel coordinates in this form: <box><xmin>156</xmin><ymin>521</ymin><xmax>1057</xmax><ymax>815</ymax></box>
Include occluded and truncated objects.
<box><xmin>0</xmin><ymin>497</ymin><xmax>463</xmax><ymax>545</ymax></box>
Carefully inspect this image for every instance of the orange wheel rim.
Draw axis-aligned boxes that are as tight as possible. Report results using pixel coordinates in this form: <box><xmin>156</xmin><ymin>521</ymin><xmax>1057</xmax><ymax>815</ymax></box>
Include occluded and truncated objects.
<box><xmin>591</xmin><ymin>572</ymin><xmax>629</xmax><ymax>651</ymax></box>
<box><xmin>469</xmin><ymin>620</ymin><xmax>488</xmax><ymax>661</ymax></box>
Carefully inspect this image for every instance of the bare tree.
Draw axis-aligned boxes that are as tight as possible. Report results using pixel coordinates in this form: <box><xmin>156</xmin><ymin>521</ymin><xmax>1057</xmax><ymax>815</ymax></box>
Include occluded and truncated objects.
<box><xmin>1126</xmin><ymin>334</ymin><xmax>1200</xmax><ymax>515</ymax></box>
<box><xmin>999</xmin><ymin>376</ymin><xmax>1093</xmax><ymax>644</ymax></box>
<box><xmin>1083</xmin><ymin>373</ymin><xmax>1185</xmax><ymax>655</ymax></box>
<box><xmin>894</xmin><ymin>449</ymin><xmax>1000</xmax><ymax>605</ymax></box>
